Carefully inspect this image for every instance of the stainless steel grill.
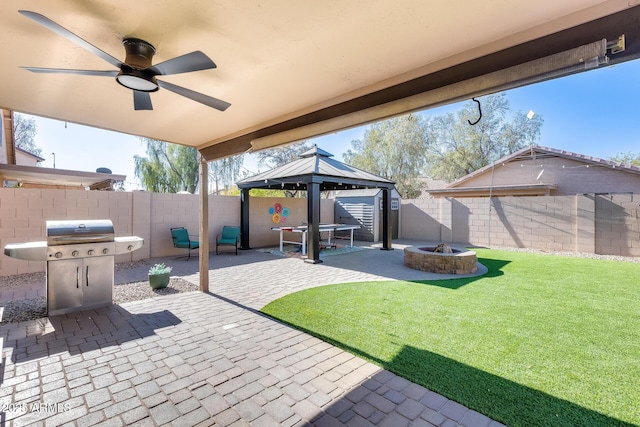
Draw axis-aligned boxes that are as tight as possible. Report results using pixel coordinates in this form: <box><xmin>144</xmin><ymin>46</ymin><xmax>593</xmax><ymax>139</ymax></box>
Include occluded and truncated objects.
<box><xmin>4</xmin><ymin>219</ymin><xmax>143</xmax><ymax>316</ymax></box>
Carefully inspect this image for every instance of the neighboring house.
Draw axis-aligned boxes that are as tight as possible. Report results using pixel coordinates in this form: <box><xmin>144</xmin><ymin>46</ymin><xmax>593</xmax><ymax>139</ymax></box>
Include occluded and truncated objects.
<box><xmin>427</xmin><ymin>145</ymin><xmax>640</xmax><ymax>198</ymax></box>
<box><xmin>415</xmin><ymin>177</ymin><xmax>448</xmax><ymax>199</ymax></box>
<box><xmin>0</xmin><ymin>108</ymin><xmax>126</xmax><ymax>190</ymax></box>
<box><xmin>15</xmin><ymin>146</ymin><xmax>44</xmax><ymax>167</ymax></box>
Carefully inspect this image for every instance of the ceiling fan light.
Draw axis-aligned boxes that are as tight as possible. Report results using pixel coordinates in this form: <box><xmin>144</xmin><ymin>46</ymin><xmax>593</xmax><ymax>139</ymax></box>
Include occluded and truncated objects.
<box><xmin>116</xmin><ymin>72</ymin><xmax>158</xmax><ymax>92</ymax></box>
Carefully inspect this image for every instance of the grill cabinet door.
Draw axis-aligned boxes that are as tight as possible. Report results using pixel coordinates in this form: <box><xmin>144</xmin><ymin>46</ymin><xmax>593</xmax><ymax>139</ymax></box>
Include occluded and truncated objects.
<box><xmin>82</xmin><ymin>256</ymin><xmax>114</xmax><ymax>309</ymax></box>
<box><xmin>47</xmin><ymin>259</ymin><xmax>83</xmax><ymax>315</ymax></box>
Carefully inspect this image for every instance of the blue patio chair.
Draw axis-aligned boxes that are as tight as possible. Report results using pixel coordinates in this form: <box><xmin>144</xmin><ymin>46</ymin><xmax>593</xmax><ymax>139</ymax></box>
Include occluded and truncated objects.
<box><xmin>170</xmin><ymin>227</ymin><xmax>199</xmax><ymax>260</ymax></box>
<box><xmin>216</xmin><ymin>226</ymin><xmax>241</xmax><ymax>255</ymax></box>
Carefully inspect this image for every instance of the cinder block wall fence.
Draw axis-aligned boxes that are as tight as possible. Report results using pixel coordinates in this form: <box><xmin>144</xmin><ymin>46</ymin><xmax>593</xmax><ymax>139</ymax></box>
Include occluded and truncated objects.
<box><xmin>0</xmin><ymin>188</ymin><xmax>334</xmax><ymax>276</ymax></box>
<box><xmin>400</xmin><ymin>194</ymin><xmax>640</xmax><ymax>257</ymax></box>
<box><xmin>1</xmin><ymin>187</ymin><xmax>637</xmax><ymax>276</ymax></box>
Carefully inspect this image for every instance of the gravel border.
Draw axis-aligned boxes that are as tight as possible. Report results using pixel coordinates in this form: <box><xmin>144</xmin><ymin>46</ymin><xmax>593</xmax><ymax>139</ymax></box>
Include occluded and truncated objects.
<box><xmin>486</xmin><ymin>246</ymin><xmax>640</xmax><ymax>263</ymax></box>
<box><xmin>0</xmin><ymin>271</ymin><xmax>45</xmax><ymax>289</ymax></box>
<box><xmin>113</xmin><ymin>277</ymin><xmax>198</xmax><ymax>304</ymax></box>
<box><xmin>0</xmin><ymin>277</ymin><xmax>198</xmax><ymax>324</ymax></box>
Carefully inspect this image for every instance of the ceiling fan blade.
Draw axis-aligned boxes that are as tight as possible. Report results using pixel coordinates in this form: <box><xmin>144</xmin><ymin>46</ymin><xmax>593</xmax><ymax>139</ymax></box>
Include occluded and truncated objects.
<box><xmin>19</xmin><ymin>10</ymin><xmax>122</xmax><ymax>69</ymax></box>
<box><xmin>133</xmin><ymin>91</ymin><xmax>153</xmax><ymax>111</ymax></box>
<box><xmin>157</xmin><ymin>80</ymin><xmax>230</xmax><ymax>111</ymax></box>
<box><xmin>150</xmin><ymin>51</ymin><xmax>217</xmax><ymax>76</ymax></box>
<box><xmin>22</xmin><ymin>67</ymin><xmax>119</xmax><ymax>77</ymax></box>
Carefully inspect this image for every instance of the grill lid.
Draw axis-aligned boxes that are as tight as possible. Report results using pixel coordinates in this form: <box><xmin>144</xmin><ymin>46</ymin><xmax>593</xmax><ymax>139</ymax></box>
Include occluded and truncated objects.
<box><xmin>46</xmin><ymin>219</ymin><xmax>115</xmax><ymax>245</ymax></box>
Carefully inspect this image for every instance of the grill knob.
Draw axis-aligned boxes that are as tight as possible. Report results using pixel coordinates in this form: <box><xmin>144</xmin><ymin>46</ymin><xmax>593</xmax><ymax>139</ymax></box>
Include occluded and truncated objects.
<box><xmin>88</xmin><ymin>249</ymin><xmax>95</xmax><ymax>256</ymax></box>
<box><xmin>127</xmin><ymin>245</ymin><xmax>134</xmax><ymax>251</ymax></box>
<box><xmin>54</xmin><ymin>252</ymin><xmax>63</xmax><ymax>259</ymax></box>
<box><xmin>71</xmin><ymin>250</ymin><xmax>79</xmax><ymax>257</ymax></box>
<box><xmin>102</xmin><ymin>248</ymin><xmax>110</xmax><ymax>255</ymax></box>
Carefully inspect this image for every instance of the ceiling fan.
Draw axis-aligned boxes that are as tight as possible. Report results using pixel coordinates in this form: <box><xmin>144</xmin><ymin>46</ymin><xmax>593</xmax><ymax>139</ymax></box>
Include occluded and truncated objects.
<box><xmin>18</xmin><ymin>10</ymin><xmax>231</xmax><ymax>112</ymax></box>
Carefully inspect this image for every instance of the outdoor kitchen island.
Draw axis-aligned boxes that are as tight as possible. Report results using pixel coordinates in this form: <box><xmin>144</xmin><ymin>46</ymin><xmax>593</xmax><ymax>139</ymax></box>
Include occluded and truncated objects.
<box><xmin>4</xmin><ymin>219</ymin><xmax>143</xmax><ymax>316</ymax></box>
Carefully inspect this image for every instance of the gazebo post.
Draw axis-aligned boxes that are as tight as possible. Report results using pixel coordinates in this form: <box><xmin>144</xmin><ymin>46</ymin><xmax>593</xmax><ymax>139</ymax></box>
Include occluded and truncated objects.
<box><xmin>381</xmin><ymin>187</ymin><xmax>393</xmax><ymax>250</ymax></box>
<box><xmin>240</xmin><ymin>188</ymin><xmax>250</xmax><ymax>249</ymax></box>
<box><xmin>305</xmin><ymin>180</ymin><xmax>322</xmax><ymax>264</ymax></box>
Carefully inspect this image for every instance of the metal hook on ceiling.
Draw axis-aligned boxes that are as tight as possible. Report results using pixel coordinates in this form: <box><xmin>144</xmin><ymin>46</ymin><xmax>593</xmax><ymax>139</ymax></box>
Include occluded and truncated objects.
<box><xmin>468</xmin><ymin>97</ymin><xmax>482</xmax><ymax>126</ymax></box>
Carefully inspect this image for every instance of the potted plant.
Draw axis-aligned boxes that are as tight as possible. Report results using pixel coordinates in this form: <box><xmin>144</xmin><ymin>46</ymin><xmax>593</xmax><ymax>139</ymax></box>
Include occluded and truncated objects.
<box><xmin>148</xmin><ymin>263</ymin><xmax>172</xmax><ymax>289</ymax></box>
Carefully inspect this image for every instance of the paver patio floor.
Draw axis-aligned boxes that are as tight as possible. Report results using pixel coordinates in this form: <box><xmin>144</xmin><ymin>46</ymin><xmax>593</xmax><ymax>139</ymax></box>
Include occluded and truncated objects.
<box><xmin>0</xmin><ymin>241</ymin><xmax>502</xmax><ymax>426</ymax></box>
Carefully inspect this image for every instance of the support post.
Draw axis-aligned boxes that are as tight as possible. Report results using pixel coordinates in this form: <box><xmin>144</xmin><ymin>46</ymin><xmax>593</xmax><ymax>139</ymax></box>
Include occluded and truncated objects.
<box><xmin>381</xmin><ymin>187</ymin><xmax>393</xmax><ymax>250</ymax></box>
<box><xmin>305</xmin><ymin>181</ymin><xmax>322</xmax><ymax>263</ymax></box>
<box><xmin>240</xmin><ymin>188</ymin><xmax>251</xmax><ymax>249</ymax></box>
<box><xmin>198</xmin><ymin>153</ymin><xmax>209</xmax><ymax>292</ymax></box>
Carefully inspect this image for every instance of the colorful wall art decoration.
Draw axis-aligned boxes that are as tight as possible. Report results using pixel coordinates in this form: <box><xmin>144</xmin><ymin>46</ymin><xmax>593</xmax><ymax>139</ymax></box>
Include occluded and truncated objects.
<box><xmin>268</xmin><ymin>203</ymin><xmax>290</xmax><ymax>224</ymax></box>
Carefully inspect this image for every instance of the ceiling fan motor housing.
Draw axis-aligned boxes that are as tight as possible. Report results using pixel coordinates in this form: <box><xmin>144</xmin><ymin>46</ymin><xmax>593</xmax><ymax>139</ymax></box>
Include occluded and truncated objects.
<box><xmin>116</xmin><ymin>38</ymin><xmax>159</xmax><ymax>92</ymax></box>
<box><xmin>122</xmin><ymin>38</ymin><xmax>155</xmax><ymax>69</ymax></box>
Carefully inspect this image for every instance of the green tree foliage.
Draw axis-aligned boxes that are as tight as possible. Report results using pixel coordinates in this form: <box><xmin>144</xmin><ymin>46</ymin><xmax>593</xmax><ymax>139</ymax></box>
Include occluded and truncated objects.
<box><xmin>134</xmin><ymin>138</ymin><xmax>199</xmax><ymax>193</ymax></box>
<box><xmin>13</xmin><ymin>113</ymin><xmax>42</xmax><ymax>157</ymax></box>
<box><xmin>426</xmin><ymin>93</ymin><xmax>543</xmax><ymax>182</ymax></box>
<box><xmin>255</xmin><ymin>140</ymin><xmax>314</xmax><ymax>197</ymax></box>
<box><xmin>255</xmin><ymin>140</ymin><xmax>313</xmax><ymax>169</ymax></box>
<box><xmin>209</xmin><ymin>154</ymin><xmax>244</xmax><ymax>194</ymax></box>
<box><xmin>608</xmin><ymin>152</ymin><xmax>640</xmax><ymax>166</ymax></box>
<box><xmin>343</xmin><ymin>114</ymin><xmax>429</xmax><ymax>198</ymax></box>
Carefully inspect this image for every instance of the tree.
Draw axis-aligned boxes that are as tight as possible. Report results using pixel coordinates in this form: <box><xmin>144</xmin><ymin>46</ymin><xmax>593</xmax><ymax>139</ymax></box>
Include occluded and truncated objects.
<box><xmin>255</xmin><ymin>140</ymin><xmax>313</xmax><ymax>169</ymax></box>
<box><xmin>209</xmin><ymin>155</ymin><xmax>244</xmax><ymax>195</ymax></box>
<box><xmin>343</xmin><ymin>114</ymin><xmax>429</xmax><ymax>198</ymax></box>
<box><xmin>255</xmin><ymin>140</ymin><xmax>314</xmax><ymax>197</ymax></box>
<box><xmin>425</xmin><ymin>93</ymin><xmax>543</xmax><ymax>182</ymax></box>
<box><xmin>609</xmin><ymin>152</ymin><xmax>640</xmax><ymax>166</ymax></box>
<box><xmin>13</xmin><ymin>113</ymin><xmax>42</xmax><ymax>156</ymax></box>
<box><xmin>134</xmin><ymin>138</ymin><xmax>199</xmax><ymax>193</ymax></box>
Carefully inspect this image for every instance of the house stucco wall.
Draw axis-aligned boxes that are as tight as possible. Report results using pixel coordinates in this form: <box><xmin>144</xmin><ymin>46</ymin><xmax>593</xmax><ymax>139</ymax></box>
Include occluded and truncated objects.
<box><xmin>456</xmin><ymin>157</ymin><xmax>640</xmax><ymax>196</ymax></box>
<box><xmin>14</xmin><ymin>150</ymin><xmax>40</xmax><ymax>167</ymax></box>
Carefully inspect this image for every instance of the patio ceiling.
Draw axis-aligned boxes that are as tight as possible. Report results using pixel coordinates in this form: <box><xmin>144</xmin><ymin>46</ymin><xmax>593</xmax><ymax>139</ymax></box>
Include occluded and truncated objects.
<box><xmin>0</xmin><ymin>1</ymin><xmax>639</xmax><ymax>161</ymax></box>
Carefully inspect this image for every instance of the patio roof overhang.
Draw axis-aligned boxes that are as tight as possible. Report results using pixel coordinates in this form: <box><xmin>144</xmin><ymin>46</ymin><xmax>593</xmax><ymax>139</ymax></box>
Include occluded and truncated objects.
<box><xmin>1</xmin><ymin>3</ymin><xmax>640</xmax><ymax>161</ymax></box>
<box><xmin>0</xmin><ymin>163</ymin><xmax>126</xmax><ymax>190</ymax></box>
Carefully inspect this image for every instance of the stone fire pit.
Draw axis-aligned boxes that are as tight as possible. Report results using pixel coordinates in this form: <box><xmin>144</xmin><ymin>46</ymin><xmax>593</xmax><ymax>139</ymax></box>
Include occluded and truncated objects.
<box><xmin>404</xmin><ymin>245</ymin><xmax>478</xmax><ymax>274</ymax></box>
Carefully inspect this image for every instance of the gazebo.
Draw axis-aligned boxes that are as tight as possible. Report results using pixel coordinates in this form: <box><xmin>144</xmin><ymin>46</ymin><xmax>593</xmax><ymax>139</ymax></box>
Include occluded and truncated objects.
<box><xmin>236</xmin><ymin>146</ymin><xmax>395</xmax><ymax>263</ymax></box>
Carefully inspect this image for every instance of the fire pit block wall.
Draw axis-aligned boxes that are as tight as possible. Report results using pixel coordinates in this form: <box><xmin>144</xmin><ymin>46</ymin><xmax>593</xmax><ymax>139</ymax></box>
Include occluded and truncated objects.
<box><xmin>404</xmin><ymin>246</ymin><xmax>478</xmax><ymax>274</ymax></box>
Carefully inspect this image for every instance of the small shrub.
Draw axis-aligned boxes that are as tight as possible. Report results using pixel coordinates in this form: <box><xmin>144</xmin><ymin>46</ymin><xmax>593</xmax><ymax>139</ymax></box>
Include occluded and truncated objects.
<box><xmin>148</xmin><ymin>263</ymin><xmax>172</xmax><ymax>275</ymax></box>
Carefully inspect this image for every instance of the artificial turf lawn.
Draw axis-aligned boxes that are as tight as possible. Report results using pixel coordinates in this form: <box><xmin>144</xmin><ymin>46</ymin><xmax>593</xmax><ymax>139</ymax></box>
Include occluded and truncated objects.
<box><xmin>261</xmin><ymin>249</ymin><xmax>640</xmax><ymax>427</ymax></box>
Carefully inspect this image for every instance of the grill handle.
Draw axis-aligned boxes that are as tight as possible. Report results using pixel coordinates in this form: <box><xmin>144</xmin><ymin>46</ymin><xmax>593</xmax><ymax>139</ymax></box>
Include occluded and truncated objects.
<box><xmin>76</xmin><ymin>266</ymin><xmax>80</xmax><ymax>289</ymax></box>
<box><xmin>86</xmin><ymin>265</ymin><xmax>89</xmax><ymax>287</ymax></box>
<box><xmin>50</xmin><ymin>234</ymin><xmax>111</xmax><ymax>243</ymax></box>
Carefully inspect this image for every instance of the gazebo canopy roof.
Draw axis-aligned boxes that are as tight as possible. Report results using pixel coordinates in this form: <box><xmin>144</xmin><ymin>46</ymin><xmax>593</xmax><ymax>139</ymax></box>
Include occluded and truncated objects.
<box><xmin>237</xmin><ymin>146</ymin><xmax>394</xmax><ymax>192</ymax></box>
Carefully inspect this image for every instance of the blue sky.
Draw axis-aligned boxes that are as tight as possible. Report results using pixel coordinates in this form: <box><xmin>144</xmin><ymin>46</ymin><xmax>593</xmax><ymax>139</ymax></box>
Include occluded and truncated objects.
<box><xmin>30</xmin><ymin>58</ymin><xmax>640</xmax><ymax>190</ymax></box>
